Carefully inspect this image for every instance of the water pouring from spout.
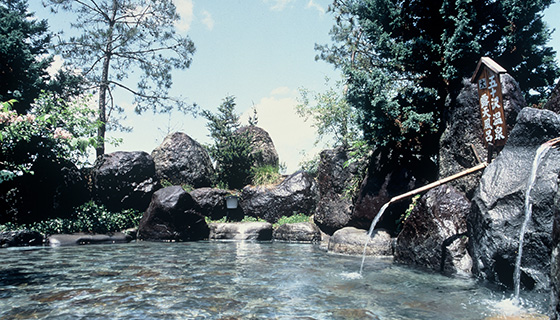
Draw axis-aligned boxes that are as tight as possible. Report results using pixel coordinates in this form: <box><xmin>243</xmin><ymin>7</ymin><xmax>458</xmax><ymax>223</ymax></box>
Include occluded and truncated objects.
<box><xmin>513</xmin><ymin>137</ymin><xmax>560</xmax><ymax>300</ymax></box>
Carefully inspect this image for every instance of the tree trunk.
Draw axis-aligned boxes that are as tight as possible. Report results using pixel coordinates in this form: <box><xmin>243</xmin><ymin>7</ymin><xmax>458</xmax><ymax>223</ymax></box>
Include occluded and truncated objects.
<box><xmin>95</xmin><ymin>0</ymin><xmax>117</xmax><ymax>158</ymax></box>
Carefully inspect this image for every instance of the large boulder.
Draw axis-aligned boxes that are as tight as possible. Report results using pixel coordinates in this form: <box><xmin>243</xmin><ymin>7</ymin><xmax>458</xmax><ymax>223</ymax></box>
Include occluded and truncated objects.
<box><xmin>92</xmin><ymin>151</ymin><xmax>159</xmax><ymax>212</ymax></box>
<box><xmin>273</xmin><ymin>222</ymin><xmax>322</xmax><ymax>242</ymax></box>
<box><xmin>439</xmin><ymin>75</ymin><xmax>524</xmax><ymax>198</ymax></box>
<box><xmin>469</xmin><ymin>107</ymin><xmax>560</xmax><ymax>292</ymax></box>
<box><xmin>328</xmin><ymin>227</ymin><xmax>393</xmax><ymax>256</ymax></box>
<box><xmin>241</xmin><ymin>171</ymin><xmax>318</xmax><ymax>223</ymax></box>
<box><xmin>0</xmin><ymin>152</ymin><xmax>89</xmax><ymax>224</ymax></box>
<box><xmin>0</xmin><ymin>230</ymin><xmax>43</xmax><ymax>247</ymax></box>
<box><xmin>189</xmin><ymin>188</ymin><xmax>230</xmax><ymax>220</ymax></box>
<box><xmin>395</xmin><ymin>185</ymin><xmax>472</xmax><ymax>275</ymax></box>
<box><xmin>551</xmin><ymin>191</ymin><xmax>560</xmax><ymax>319</ymax></box>
<box><xmin>151</xmin><ymin>132</ymin><xmax>215</xmax><ymax>188</ymax></box>
<box><xmin>137</xmin><ymin>186</ymin><xmax>209</xmax><ymax>241</ymax></box>
<box><xmin>208</xmin><ymin>222</ymin><xmax>273</xmax><ymax>240</ymax></box>
<box><xmin>352</xmin><ymin>148</ymin><xmax>438</xmax><ymax>235</ymax></box>
<box><xmin>235</xmin><ymin>126</ymin><xmax>279</xmax><ymax>168</ymax></box>
<box><xmin>314</xmin><ymin>146</ymin><xmax>364</xmax><ymax>234</ymax></box>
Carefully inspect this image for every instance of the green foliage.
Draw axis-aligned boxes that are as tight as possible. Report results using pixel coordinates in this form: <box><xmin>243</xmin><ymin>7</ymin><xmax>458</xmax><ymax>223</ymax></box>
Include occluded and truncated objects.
<box><xmin>203</xmin><ymin>96</ymin><xmax>255</xmax><ymax>189</ymax></box>
<box><xmin>274</xmin><ymin>213</ymin><xmax>312</xmax><ymax>228</ymax></box>
<box><xmin>0</xmin><ymin>201</ymin><xmax>142</xmax><ymax>235</ymax></box>
<box><xmin>44</xmin><ymin>0</ymin><xmax>197</xmax><ymax>155</ymax></box>
<box><xmin>252</xmin><ymin>165</ymin><xmax>283</xmax><ymax>186</ymax></box>
<box><xmin>297</xmin><ymin>77</ymin><xmax>360</xmax><ymax>147</ymax></box>
<box><xmin>318</xmin><ymin>0</ymin><xmax>559</xmax><ymax>162</ymax></box>
<box><xmin>0</xmin><ymin>93</ymin><xmax>101</xmax><ymax>183</ymax></box>
<box><xmin>0</xmin><ymin>0</ymin><xmax>51</xmax><ymax>113</ymax></box>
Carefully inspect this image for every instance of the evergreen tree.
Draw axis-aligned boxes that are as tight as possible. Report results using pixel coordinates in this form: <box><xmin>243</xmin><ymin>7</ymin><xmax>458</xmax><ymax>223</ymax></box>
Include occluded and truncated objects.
<box><xmin>0</xmin><ymin>0</ymin><xmax>52</xmax><ymax>113</ymax></box>
<box><xmin>202</xmin><ymin>96</ymin><xmax>254</xmax><ymax>190</ymax></box>
<box><xmin>44</xmin><ymin>0</ymin><xmax>197</xmax><ymax>156</ymax></box>
<box><xmin>317</xmin><ymin>0</ymin><xmax>559</xmax><ymax>162</ymax></box>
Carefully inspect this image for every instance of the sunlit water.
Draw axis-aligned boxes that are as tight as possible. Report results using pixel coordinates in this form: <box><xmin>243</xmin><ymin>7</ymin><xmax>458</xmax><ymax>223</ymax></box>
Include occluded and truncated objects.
<box><xmin>0</xmin><ymin>241</ymin><xmax>549</xmax><ymax>319</ymax></box>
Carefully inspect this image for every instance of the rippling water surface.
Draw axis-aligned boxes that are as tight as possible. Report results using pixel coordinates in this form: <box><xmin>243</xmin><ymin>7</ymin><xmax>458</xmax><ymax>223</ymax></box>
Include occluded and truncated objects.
<box><xmin>0</xmin><ymin>241</ymin><xmax>549</xmax><ymax>319</ymax></box>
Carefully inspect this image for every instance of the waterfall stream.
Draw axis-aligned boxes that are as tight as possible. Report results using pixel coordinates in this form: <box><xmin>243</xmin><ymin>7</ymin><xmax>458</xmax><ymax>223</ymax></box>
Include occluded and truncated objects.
<box><xmin>359</xmin><ymin>202</ymin><xmax>391</xmax><ymax>274</ymax></box>
<box><xmin>513</xmin><ymin>141</ymin><xmax>554</xmax><ymax>299</ymax></box>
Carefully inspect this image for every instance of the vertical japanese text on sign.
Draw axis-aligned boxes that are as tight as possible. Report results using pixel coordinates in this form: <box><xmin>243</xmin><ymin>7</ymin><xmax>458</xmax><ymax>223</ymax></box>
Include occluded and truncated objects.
<box><xmin>472</xmin><ymin>57</ymin><xmax>508</xmax><ymax>147</ymax></box>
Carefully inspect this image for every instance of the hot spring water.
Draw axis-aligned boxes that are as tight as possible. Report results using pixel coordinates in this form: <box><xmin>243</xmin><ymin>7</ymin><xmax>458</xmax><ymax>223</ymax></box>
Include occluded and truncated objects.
<box><xmin>0</xmin><ymin>241</ymin><xmax>548</xmax><ymax>319</ymax></box>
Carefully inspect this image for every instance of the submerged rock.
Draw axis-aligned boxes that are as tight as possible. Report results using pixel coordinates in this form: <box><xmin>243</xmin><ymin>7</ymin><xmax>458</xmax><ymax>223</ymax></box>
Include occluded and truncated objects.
<box><xmin>208</xmin><ymin>222</ymin><xmax>273</xmax><ymax>241</ymax></box>
<box><xmin>48</xmin><ymin>233</ymin><xmax>132</xmax><ymax>247</ymax></box>
<box><xmin>151</xmin><ymin>132</ymin><xmax>215</xmax><ymax>188</ymax></box>
<box><xmin>328</xmin><ymin>227</ymin><xmax>392</xmax><ymax>256</ymax></box>
<box><xmin>395</xmin><ymin>185</ymin><xmax>472</xmax><ymax>275</ymax></box>
<box><xmin>273</xmin><ymin>222</ymin><xmax>321</xmax><ymax>242</ymax></box>
<box><xmin>469</xmin><ymin>107</ymin><xmax>560</xmax><ymax>292</ymax></box>
<box><xmin>241</xmin><ymin>171</ymin><xmax>318</xmax><ymax>223</ymax></box>
<box><xmin>92</xmin><ymin>151</ymin><xmax>159</xmax><ymax>212</ymax></box>
<box><xmin>137</xmin><ymin>186</ymin><xmax>209</xmax><ymax>241</ymax></box>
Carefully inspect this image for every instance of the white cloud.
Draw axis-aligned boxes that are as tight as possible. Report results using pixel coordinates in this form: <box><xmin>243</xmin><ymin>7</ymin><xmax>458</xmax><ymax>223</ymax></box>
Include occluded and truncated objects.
<box><xmin>201</xmin><ymin>10</ymin><xmax>214</xmax><ymax>30</ymax></box>
<box><xmin>265</xmin><ymin>0</ymin><xmax>295</xmax><ymax>11</ymax></box>
<box><xmin>306</xmin><ymin>0</ymin><xmax>326</xmax><ymax>15</ymax></box>
<box><xmin>46</xmin><ymin>55</ymin><xmax>64</xmax><ymax>77</ymax></box>
<box><xmin>174</xmin><ymin>0</ymin><xmax>194</xmax><ymax>32</ymax></box>
<box><xmin>241</xmin><ymin>87</ymin><xmax>321</xmax><ymax>173</ymax></box>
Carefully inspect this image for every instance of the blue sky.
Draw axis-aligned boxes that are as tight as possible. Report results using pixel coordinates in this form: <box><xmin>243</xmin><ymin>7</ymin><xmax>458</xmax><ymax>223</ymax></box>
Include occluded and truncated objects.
<box><xmin>29</xmin><ymin>0</ymin><xmax>560</xmax><ymax>174</ymax></box>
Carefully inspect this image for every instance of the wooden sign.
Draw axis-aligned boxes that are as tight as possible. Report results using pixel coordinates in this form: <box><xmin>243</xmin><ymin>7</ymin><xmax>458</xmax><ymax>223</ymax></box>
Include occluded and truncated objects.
<box><xmin>471</xmin><ymin>57</ymin><xmax>508</xmax><ymax>147</ymax></box>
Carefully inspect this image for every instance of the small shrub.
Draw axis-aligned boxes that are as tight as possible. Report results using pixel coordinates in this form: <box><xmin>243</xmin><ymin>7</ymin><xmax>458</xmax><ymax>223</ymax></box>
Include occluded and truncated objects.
<box><xmin>252</xmin><ymin>165</ymin><xmax>282</xmax><ymax>186</ymax></box>
<box><xmin>274</xmin><ymin>213</ymin><xmax>312</xmax><ymax>228</ymax></box>
<box><xmin>0</xmin><ymin>201</ymin><xmax>143</xmax><ymax>236</ymax></box>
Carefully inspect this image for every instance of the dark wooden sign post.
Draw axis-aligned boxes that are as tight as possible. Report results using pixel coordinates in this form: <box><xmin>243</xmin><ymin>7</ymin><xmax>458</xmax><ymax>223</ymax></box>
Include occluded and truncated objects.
<box><xmin>471</xmin><ymin>57</ymin><xmax>508</xmax><ymax>162</ymax></box>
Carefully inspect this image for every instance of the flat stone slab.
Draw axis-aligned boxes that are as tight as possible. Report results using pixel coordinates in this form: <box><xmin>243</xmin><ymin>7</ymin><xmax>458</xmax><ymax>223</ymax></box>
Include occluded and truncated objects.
<box><xmin>48</xmin><ymin>233</ymin><xmax>132</xmax><ymax>247</ymax></box>
<box><xmin>208</xmin><ymin>222</ymin><xmax>273</xmax><ymax>241</ymax></box>
<box><xmin>273</xmin><ymin>222</ymin><xmax>321</xmax><ymax>242</ymax></box>
<box><xmin>328</xmin><ymin>227</ymin><xmax>393</xmax><ymax>256</ymax></box>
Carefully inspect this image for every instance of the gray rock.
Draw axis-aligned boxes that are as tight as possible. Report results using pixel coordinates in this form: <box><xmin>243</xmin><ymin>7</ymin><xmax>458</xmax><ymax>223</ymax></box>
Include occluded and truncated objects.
<box><xmin>209</xmin><ymin>222</ymin><xmax>273</xmax><ymax>240</ymax></box>
<box><xmin>48</xmin><ymin>233</ymin><xmax>132</xmax><ymax>247</ymax></box>
<box><xmin>235</xmin><ymin>126</ymin><xmax>279</xmax><ymax>168</ymax></box>
<box><xmin>314</xmin><ymin>146</ymin><xmax>363</xmax><ymax>234</ymax></box>
<box><xmin>92</xmin><ymin>151</ymin><xmax>159</xmax><ymax>212</ymax></box>
<box><xmin>0</xmin><ymin>230</ymin><xmax>43</xmax><ymax>247</ymax></box>
<box><xmin>137</xmin><ymin>186</ymin><xmax>209</xmax><ymax>241</ymax></box>
<box><xmin>328</xmin><ymin>227</ymin><xmax>392</xmax><ymax>256</ymax></box>
<box><xmin>395</xmin><ymin>185</ymin><xmax>472</xmax><ymax>275</ymax></box>
<box><xmin>469</xmin><ymin>107</ymin><xmax>560</xmax><ymax>291</ymax></box>
<box><xmin>273</xmin><ymin>222</ymin><xmax>321</xmax><ymax>242</ymax></box>
<box><xmin>241</xmin><ymin>171</ymin><xmax>318</xmax><ymax>223</ymax></box>
<box><xmin>439</xmin><ymin>74</ymin><xmax>524</xmax><ymax>198</ymax></box>
<box><xmin>151</xmin><ymin>132</ymin><xmax>215</xmax><ymax>188</ymax></box>
<box><xmin>189</xmin><ymin>188</ymin><xmax>231</xmax><ymax>220</ymax></box>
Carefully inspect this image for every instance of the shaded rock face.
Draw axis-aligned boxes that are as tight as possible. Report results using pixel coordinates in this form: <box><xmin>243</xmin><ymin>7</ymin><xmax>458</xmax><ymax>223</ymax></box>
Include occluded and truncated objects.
<box><xmin>241</xmin><ymin>171</ymin><xmax>318</xmax><ymax>223</ymax></box>
<box><xmin>352</xmin><ymin>148</ymin><xmax>438</xmax><ymax>235</ymax></box>
<box><xmin>235</xmin><ymin>126</ymin><xmax>279</xmax><ymax>168</ymax></box>
<box><xmin>395</xmin><ymin>185</ymin><xmax>472</xmax><ymax>275</ymax></box>
<box><xmin>137</xmin><ymin>186</ymin><xmax>209</xmax><ymax>241</ymax></box>
<box><xmin>551</xmin><ymin>193</ymin><xmax>560</xmax><ymax>319</ymax></box>
<box><xmin>273</xmin><ymin>222</ymin><xmax>321</xmax><ymax>242</ymax></box>
<box><xmin>469</xmin><ymin>107</ymin><xmax>560</xmax><ymax>292</ymax></box>
<box><xmin>189</xmin><ymin>188</ymin><xmax>230</xmax><ymax>220</ymax></box>
<box><xmin>314</xmin><ymin>147</ymin><xmax>363</xmax><ymax>234</ymax></box>
<box><xmin>151</xmin><ymin>132</ymin><xmax>215</xmax><ymax>188</ymax></box>
<box><xmin>439</xmin><ymin>75</ymin><xmax>524</xmax><ymax>198</ymax></box>
<box><xmin>208</xmin><ymin>222</ymin><xmax>273</xmax><ymax>241</ymax></box>
<box><xmin>0</xmin><ymin>155</ymin><xmax>89</xmax><ymax>224</ymax></box>
<box><xmin>92</xmin><ymin>151</ymin><xmax>159</xmax><ymax>212</ymax></box>
<box><xmin>0</xmin><ymin>230</ymin><xmax>43</xmax><ymax>247</ymax></box>
<box><xmin>328</xmin><ymin>227</ymin><xmax>392</xmax><ymax>256</ymax></box>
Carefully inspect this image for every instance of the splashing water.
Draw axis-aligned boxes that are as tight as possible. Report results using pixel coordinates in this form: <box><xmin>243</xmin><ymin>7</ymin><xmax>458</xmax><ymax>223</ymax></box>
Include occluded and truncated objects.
<box><xmin>513</xmin><ymin>141</ymin><xmax>555</xmax><ymax>300</ymax></box>
<box><xmin>359</xmin><ymin>202</ymin><xmax>391</xmax><ymax>274</ymax></box>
